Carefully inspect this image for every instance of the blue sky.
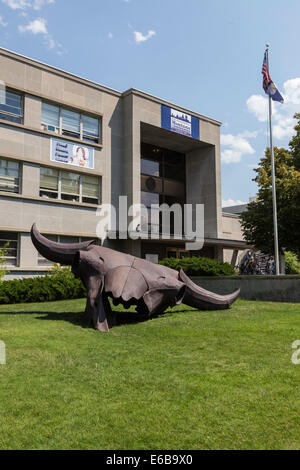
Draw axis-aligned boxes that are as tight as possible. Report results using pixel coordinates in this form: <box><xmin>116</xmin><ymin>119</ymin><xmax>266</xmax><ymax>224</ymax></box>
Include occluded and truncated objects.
<box><xmin>0</xmin><ymin>0</ymin><xmax>300</xmax><ymax>206</ymax></box>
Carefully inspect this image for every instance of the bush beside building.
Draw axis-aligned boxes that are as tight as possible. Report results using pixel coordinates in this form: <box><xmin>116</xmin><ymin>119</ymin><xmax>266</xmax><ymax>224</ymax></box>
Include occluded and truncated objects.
<box><xmin>159</xmin><ymin>256</ymin><xmax>236</xmax><ymax>277</ymax></box>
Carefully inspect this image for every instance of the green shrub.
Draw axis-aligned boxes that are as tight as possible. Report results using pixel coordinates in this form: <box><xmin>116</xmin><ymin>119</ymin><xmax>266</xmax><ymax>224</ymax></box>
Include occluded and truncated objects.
<box><xmin>158</xmin><ymin>256</ymin><xmax>236</xmax><ymax>277</ymax></box>
<box><xmin>50</xmin><ymin>263</ymin><xmax>72</xmax><ymax>275</ymax></box>
<box><xmin>0</xmin><ymin>270</ymin><xmax>86</xmax><ymax>305</ymax></box>
<box><xmin>284</xmin><ymin>251</ymin><xmax>300</xmax><ymax>274</ymax></box>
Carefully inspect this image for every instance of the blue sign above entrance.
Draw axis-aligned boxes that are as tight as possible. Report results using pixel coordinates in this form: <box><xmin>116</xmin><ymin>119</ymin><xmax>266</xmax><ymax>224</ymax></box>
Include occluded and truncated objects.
<box><xmin>161</xmin><ymin>105</ymin><xmax>200</xmax><ymax>140</ymax></box>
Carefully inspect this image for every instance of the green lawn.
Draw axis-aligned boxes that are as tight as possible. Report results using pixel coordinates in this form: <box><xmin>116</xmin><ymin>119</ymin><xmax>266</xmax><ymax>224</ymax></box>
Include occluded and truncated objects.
<box><xmin>0</xmin><ymin>298</ymin><xmax>300</xmax><ymax>450</ymax></box>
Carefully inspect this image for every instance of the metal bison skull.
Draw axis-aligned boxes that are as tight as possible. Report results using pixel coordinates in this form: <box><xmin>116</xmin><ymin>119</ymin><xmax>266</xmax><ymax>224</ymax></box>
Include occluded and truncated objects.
<box><xmin>31</xmin><ymin>224</ymin><xmax>240</xmax><ymax>332</ymax></box>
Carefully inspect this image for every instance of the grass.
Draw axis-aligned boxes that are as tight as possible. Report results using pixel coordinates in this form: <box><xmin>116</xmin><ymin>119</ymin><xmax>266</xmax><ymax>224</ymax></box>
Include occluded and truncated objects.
<box><xmin>0</xmin><ymin>298</ymin><xmax>300</xmax><ymax>450</ymax></box>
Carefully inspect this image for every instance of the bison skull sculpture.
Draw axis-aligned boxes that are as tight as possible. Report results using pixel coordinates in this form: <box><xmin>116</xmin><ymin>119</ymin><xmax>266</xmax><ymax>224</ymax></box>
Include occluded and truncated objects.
<box><xmin>31</xmin><ymin>224</ymin><xmax>240</xmax><ymax>332</ymax></box>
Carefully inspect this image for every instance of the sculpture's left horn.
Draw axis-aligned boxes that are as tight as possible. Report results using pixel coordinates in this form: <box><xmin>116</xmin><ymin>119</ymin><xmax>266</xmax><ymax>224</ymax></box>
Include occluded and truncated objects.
<box><xmin>30</xmin><ymin>223</ymin><xmax>95</xmax><ymax>265</ymax></box>
<box><xmin>179</xmin><ymin>269</ymin><xmax>240</xmax><ymax>310</ymax></box>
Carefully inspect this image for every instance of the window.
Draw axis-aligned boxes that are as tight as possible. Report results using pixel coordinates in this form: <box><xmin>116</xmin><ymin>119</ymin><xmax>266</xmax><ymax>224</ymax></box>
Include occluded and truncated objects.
<box><xmin>40</xmin><ymin>167</ymin><xmax>101</xmax><ymax>205</ymax></box>
<box><xmin>61</xmin><ymin>171</ymin><xmax>80</xmax><ymax>202</ymax></box>
<box><xmin>61</xmin><ymin>108</ymin><xmax>80</xmax><ymax>139</ymax></box>
<box><xmin>40</xmin><ymin>167</ymin><xmax>59</xmax><ymax>199</ymax></box>
<box><xmin>0</xmin><ymin>90</ymin><xmax>23</xmax><ymax>124</ymax></box>
<box><xmin>41</xmin><ymin>103</ymin><xmax>59</xmax><ymax>132</ymax></box>
<box><xmin>41</xmin><ymin>102</ymin><xmax>101</xmax><ymax>144</ymax></box>
<box><xmin>0</xmin><ymin>232</ymin><xmax>19</xmax><ymax>266</ymax></box>
<box><xmin>38</xmin><ymin>234</ymin><xmax>100</xmax><ymax>266</ymax></box>
<box><xmin>82</xmin><ymin>115</ymin><xmax>100</xmax><ymax>143</ymax></box>
<box><xmin>0</xmin><ymin>158</ymin><xmax>20</xmax><ymax>193</ymax></box>
<box><xmin>82</xmin><ymin>174</ymin><xmax>99</xmax><ymax>204</ymax></box>
<box><xmin>141</xmin><ymin>159</ymin><xmax>160</xmax><ymax>177</ymax></box>
<box><xmin>141</xmin><ymin>143</ymin><xmax>186</xmax><ymax>237</ymax></box>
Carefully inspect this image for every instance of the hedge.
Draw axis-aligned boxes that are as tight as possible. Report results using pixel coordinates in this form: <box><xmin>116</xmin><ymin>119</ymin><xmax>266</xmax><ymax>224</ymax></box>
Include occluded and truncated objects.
<box><xmin>0</xmin><ymin>256</ymin><xmax>236</xmax><ymax>305</ymax></box>
<box><xmin>0</xmin><ymin>271</ymin><xmax>86</xmax><ymax>305</ymax></box>
<box><xmin>158</xmin><ymin>256</ymin><xmax>237</xmax><ymax>277</ymax></box>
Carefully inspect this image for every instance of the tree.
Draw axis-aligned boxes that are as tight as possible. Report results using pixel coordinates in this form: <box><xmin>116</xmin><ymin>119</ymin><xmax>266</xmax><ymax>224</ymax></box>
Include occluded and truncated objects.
<box><xmin>240</xmin><ymin>114</ymin><xmax>300</xmax><ymax>255</ymax></box>
<box><xmin>289</xmin><ymin>113</ymin><xmax>300</xmax><ymax>170</ymax></box>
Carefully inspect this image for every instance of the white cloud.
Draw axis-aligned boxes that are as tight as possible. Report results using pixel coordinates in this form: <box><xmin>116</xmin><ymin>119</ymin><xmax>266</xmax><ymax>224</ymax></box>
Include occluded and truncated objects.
<box><xmin>33</xmin><ymin>0</ymin><xmax>54</xmax><ymax>10</ymax></box>
<box><xmin>0</xmin><ymin>15</ymin><xmax>7</xmax><ymax>26</ymax></box>
<box><xmin>246</xmin><ymin>94</ymin><xmax>275</xmax><ymax>122</ymax></box>
<box><xmin>247</xmin><ymin>77</ymin><xmax>300</xmax><ymax>141</ymax></box>
<box><xmin>18</xmin><ymin>16</ymin><xmax>46</xmax><ymax>33</ymax></box>
<box><xmin>2</xmin><ymin>0</ymin><xmax>54</xmax><ymax>9</ymax></box>
<box><xmin>134</xmin><ymin>29</ymin><xmax>156</xmax><ymax>44</ymax></box>
<box><xmin>222</xmin><ymin>199</ymin><xmax>247</xmax><ymax>208</ymax></box>
<box><xmin>18</xmin><ymin>16</ymin><xmax>65</xmax><ymax>53</ymax></box>
<box><xmin>283</xmin><ymin>78</ymin><xmax>300</xmax><ymax>105</ymax></box>
<box><xmin>221</xmin><ymin>149</ymin><xmax>242</xmax><ymax>163</ymax></box>
<box><xmin>221</xmin><ymin>133</ymin><xmax>255</xmax><ymax>164</ymax></box>
<box><xmin>3</xmin><ymin>0</ymin><xmax>60</xmax><ymax>49</ymax></box>
<box><xmin>238</xmin><ymin>130</ymin><xmax>260</xmax><ymax>139</ymax></box>
<box><xmin>2</xmin><ymin>0</ymin><xmax>31</xmax><ymax>9</ymax></box>
<box><xmin>108</xmin><ymin>32</ymin><xmax>113</xmax><ymax>39</ymax></box>
<box><xmin>273</xmin><ymin>116</ymin><xmax>295</xmax><ymax>139</ymax></box>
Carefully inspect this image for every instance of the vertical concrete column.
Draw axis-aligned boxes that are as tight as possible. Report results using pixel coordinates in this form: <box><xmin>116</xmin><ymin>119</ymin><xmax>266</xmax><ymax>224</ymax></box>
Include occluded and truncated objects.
<box><xmin>197</xmin><ymin>120</ymin><xmax>222</xmax><ymax>239</ymax></box>
<box><xmin>123</xmin><ymin>94</ymin><xmax>141</xmax><ymax>210</ymax></box>
<box><xmin>215</xmin><ymin>245</ymin><xmax>224</xmax><ymax>262</ymax></box>
<box><xmin>23</xmin><ymin>95</ymin><xmax>41</xmax><ymax>129</ymax></box>
<box><xmin>231</xmin><ymin>249</ymin><xmax>239</xmax><ymax>267</ymax></box>
<box><xmin>19</xmin><ymin>232</ymin><xmax>38</xmax><ymax>267</ymax></box>
<box><xmin>104</xmin><ymin>97</ymin><xmax>123</xmax><ymax>215</ymax></box>
<box><xmin>21</xmin><ymin>163</ymin><xmax>40</xmax><ymax>197</ymax></box>
<box><xmin>186</xmin><ymin>146</ymin><xmax>219</xmax><ymax>239</ymax></box>
<box><xmin>122</xmin><ymin>94</ymin><xmax>141</xmax><ymax>257</ymax></box>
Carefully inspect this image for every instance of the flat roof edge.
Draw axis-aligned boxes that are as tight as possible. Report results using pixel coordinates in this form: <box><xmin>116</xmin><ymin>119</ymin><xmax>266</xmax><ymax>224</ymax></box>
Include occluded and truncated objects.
<box><xmin>123</xmin><ymin>88</ymin><xmax>222</xmax><ymax>126</ymax></box>
<box><xmin>0</xmin><ymin>47</ymin><xmax>222</xmax><ymax>126</ymax></box>
<box><xmin>0</xmin><ymin>47</ymin><xmax>122</xmax><ymax>98</ymax></box>
<box><xmin>222</xmin><ymin>212</ymin><xmax>241</xmax><ymax>218</ymax></box>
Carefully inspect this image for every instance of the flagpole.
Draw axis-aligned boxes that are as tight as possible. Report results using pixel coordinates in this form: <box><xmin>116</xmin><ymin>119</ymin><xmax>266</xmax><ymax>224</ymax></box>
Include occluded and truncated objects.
<box><xmin>265</xmin><ymin>44</ymin><xmax>280</xmax><ymax>275</ymax></box>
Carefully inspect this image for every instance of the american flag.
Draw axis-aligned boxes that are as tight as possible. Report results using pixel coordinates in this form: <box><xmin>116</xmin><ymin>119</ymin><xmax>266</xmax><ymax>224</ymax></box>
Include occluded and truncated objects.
<box><xmin>262</xmin><ymin>51</ymin><xmax>271</xmax><ymax>93</ymax></box>
<box><xmin>261</xmin><ymin>50</ymin><xmax>284</xmax><ymax>103</ymax></box>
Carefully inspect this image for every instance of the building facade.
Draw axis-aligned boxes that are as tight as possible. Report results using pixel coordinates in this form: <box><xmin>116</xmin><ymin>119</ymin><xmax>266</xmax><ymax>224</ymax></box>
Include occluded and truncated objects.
<box><xmin>0</xmin><ymin>48</ymin><xmax>247</xmax><ymax>278</ymax></box>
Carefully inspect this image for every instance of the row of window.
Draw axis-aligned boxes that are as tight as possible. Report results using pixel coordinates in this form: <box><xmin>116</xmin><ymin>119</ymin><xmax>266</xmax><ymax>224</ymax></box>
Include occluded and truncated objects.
<box><xmin>0</xmin><ymin>232</ymin><xmax>97</xmax><ymax>267</ymax></box>
<box><xmin>41</xmin><ymin>103</ymin><xmax>100</xmax><ymax>143</ymax></box>
<box><xmin>141</xmin><ymin>142</ymin><xmax>186</xmax><ymax>183</ymax></box>
<box><xmin>40</xmin><ymin>167</ymin><xmax>100</xmax><ymax>204</ymax></box>
<box><xmin>0</xmin><ymin>157</ymin><xmax>101</xmax><ymax>205</ymax></box>
<box><xmin>0</xmin><ymin>89</ymin><xmax>101</xmax><ymax>144</ymax></box>
<box><xmin>141</xmin><ymin>143</ymin><xmax>186</xmax><ymax>236</ymax></box>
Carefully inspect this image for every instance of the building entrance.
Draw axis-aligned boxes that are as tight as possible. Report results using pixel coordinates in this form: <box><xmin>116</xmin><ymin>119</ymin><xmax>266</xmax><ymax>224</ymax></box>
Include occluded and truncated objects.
<box><xmin>166</xmin><ymin>247</ymin><xmax>189</xmax><ymax>259</ymax></box>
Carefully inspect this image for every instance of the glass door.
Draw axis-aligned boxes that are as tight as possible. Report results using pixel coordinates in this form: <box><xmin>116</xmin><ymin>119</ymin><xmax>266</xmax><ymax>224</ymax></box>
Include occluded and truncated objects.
<box><xmin>166</xmin><ymin>247</ymin><xmax>189</xmax><ymax>259</ymax></box>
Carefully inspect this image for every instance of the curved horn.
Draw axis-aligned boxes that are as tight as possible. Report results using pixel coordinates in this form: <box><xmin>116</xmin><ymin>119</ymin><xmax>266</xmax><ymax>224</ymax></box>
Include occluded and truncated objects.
<box><xmin>30</xmin><ymin>223</ymin><xmax>95</xmax><ymax>265</ymax></box>
<box><xmin>179</xmin><ymin>269</ymin><xmax>240</xmax><ymax>310</ymax></box>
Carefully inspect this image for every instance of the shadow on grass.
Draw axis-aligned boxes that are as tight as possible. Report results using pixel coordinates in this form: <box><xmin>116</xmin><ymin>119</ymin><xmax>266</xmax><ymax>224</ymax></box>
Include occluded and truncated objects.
<box><xmin>35</xmin><ymin>310</ymin><xmax>152</xmax><ymax>328</ymax></box>
<box><xmin>0</xmin><ymin>303</ymin><xmax>192</xmax><ymax>329</ymax></box>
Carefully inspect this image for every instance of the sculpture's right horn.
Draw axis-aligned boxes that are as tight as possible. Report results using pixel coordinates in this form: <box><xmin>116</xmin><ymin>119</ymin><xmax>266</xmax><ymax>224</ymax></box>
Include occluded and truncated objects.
<box><xmin>179</xmin><ymin>269</ymin><xmax>240</xmax><ymax>310</ymax></box>
<box><xmin>30</xmin><ymin>223</ymin><xmax>95</xmax><ymax>265</ymax></box>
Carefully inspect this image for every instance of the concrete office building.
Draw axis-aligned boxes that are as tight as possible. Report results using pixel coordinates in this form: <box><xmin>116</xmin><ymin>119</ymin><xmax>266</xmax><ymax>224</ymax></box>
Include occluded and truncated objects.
<box><xmin>0</xmin><ymin>48</ymin><xmax>247</xmax><ymax>278</ymax></box>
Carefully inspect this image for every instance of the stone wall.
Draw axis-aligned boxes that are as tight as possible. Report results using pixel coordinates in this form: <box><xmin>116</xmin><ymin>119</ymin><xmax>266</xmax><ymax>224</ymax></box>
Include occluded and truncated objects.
<box><xmin>192</xmin><ymin>275</ymin><xmax>300</xmax><ymax>303</ymax></box>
